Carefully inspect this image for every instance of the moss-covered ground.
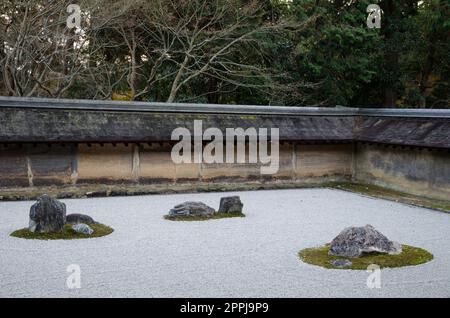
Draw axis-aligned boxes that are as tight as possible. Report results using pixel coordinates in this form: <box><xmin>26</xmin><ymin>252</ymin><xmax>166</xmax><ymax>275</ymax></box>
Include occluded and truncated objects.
<box><xmin>330</xmin><ymin>182</ymin><xmax>450</xmax><ymax>213</ymax></box>
<box><xmin>10</xmin><ymin>223</ymin><xmax>114</xmax><ymax>240</ymax></box>
<box><xmin>1</xmin><ymin>181</ymin><xmax>448</xmax><ymax>213</ymax></box>
<box><xmin>299</xmin><ymin>244</ymin><xmax>433</xmax><ymax>270</ymax></box>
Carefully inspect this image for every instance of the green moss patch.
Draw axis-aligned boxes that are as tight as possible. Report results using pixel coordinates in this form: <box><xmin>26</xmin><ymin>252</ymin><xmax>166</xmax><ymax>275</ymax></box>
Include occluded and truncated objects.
<box><xmin>10</xmin><ymin>223</ymin><xmax>114</xmax><ymax>240</ymax></box>
<box><xmin>299</xmin><ymin>244</ymin><xmax>433</xmax><ymax>270</ymax></box>
<box><xmin>164</xmin><ymin>212</ymin><xmax>245</xmax><ymax>221</ymax></box>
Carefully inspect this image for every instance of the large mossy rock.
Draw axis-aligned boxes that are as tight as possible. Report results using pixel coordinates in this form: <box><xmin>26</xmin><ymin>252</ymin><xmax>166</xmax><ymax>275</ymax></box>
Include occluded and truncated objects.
<box><xmin>168</xmin><ymin>201</ymin><xmax>216</xmax><ymax>217</ymax></box>
<box><xmin>29</xmin><ymin>195</ymin><xmax>66</xmax><ymax>233</ymax></box>
<box><xmin>218</xmin><ymin>196</ymin><xmax>243</xmax><ymax>214</ymax></box>
<box><xmin>329</xmin><ymin>224</ymin><xmax>402</xmax><ymax>258</ymax></box>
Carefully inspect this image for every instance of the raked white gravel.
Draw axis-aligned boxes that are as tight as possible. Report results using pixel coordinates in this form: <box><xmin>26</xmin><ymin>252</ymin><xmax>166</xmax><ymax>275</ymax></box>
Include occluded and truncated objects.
<box><xmin>0</xmin><ymin>188</ymin><xmax>449</xmax><ymax>298</ymax></box>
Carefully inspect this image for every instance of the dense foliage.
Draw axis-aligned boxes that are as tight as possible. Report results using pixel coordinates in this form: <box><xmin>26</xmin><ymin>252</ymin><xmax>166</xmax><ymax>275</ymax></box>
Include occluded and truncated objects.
<box><xmin>0</xmin><ymin>0</ymin><xmax>448</xmax><ymax>107</ymax></box>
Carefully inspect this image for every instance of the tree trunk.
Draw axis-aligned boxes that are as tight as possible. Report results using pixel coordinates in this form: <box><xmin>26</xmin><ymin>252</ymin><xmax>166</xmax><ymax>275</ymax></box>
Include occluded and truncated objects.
<box><xmin>207</xmin><ymin>77</ymin><xmax>219</xmax><ymax>104</ymax></box>
<box><xmin>167</xmin><ymin>54</ymin><xmax>190</xmax><ymax>103</ymax></box>
<box><xmin>129</xmin><ymin>30</ymin><xmax>137</xmax><ymax>100</ymax></box>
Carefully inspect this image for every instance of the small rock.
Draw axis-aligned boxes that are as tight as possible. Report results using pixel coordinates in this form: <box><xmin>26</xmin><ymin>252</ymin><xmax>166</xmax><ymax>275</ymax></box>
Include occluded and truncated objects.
<box><xmin>330</xmin><ymin>259</ymin><xmax>352</xmax><ymax>268</ymax></box>
<box><xmin>329</xmin><ymin>224</ymin><xmax>402</xmax><ymax>258</ymax></box>
<box><xmin>72</xmin><ymin>223</ymin><xmax>94</xmax><ymax>235</ymax></box>
<box><xmin>66</xmin><ymin>213</ymin><xmax>96</xmax><ymax>225</ymax></box>
<box><xmin>86</xmin><ymin>191</ymin><xmax>107</xmax><ymax>198</ymax></box>
<box><xmin>57</xmin><ymin>192</ymin><xmax>73</xmax><ymax>199</ymax></box>
<box><xmin>218</xmin><ymin>196</ymin><xmax>243</xmax><ymax>214</ymax></box>
<box><xmin>29</xmin><ymin>195</ymin><xmax>66</xmax><ymax>233</ymax></box>
<box><xmin>168</xmin><ymin>201</ymin><xmax>215</xmax><ymax>216</ymax></box>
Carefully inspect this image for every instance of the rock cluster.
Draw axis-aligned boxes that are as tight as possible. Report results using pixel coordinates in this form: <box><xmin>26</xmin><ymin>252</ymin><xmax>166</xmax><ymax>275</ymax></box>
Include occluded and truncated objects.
<box><xmin>29</xmin><ymin>195</ymin><xmax>66</xmax><ymax>233</ymax></box>
<box><xmin>28</xmin><ymin>195</ymin><xmax>95</xmax><ymax>235</ymax></box>
<box><xmin>167</xmin><ymin>196</ymin><xmax>244</xmax><ymax>217</ymax></box>
<box><xmin>329</xmin><ymin>224</ymin><xmax>402</xmax><ymax>258</ymax></box>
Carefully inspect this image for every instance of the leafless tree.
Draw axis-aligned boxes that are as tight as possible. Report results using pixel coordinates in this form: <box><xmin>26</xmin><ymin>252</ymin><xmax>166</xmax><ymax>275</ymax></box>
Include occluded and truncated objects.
<box><xmin>91</xmin><ymin>0</ymin><xmax>315</xmax><ymax>102</ymax></box>
<box><xmin>0</xmin><ymin>1</ymin><xmax>84</xmax><ymax>97</ymax></box>
<box><xmin>0</xmin><ymin>0</ymin><xmax>316</xmax><ymax>101</ymax></box>
<box><xmin>141</xmin><ymin>0</ymin><xmax>304</xmax><ymax>103</ymax></box>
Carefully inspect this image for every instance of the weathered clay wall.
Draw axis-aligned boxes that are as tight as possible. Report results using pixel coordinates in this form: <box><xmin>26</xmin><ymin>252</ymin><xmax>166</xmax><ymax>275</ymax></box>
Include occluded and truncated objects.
<box><xmin>0</xmin><ymin>144</ymin><xmax>75</xmax><ymax>187</ymax></box>
<box><xmin>0</xmin><ymin>143</ymin><xmax>353</xmax><ymax>187</ymax></box>
<box><xmin>3</xmin><ymin>142</ymin><xmax>448</xmax><ymax>201</ymax></box>
<box><xmin>1</xmin><ymin>97</ymin><xmax>449</xmax><ymax>201</ymax></box>
<box><xmin>354</xmin><ymin>143</ymin><xmax>450</xmax><ymax>200</ymax></box>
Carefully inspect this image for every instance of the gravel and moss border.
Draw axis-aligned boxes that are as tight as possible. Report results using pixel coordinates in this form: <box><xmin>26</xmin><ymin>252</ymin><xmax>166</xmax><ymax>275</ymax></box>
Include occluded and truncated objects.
<box><xmin>299</xmin><ymin>244</ymin><xmax>433</xmax><ymax>270</ymax></box>
<box><xmin>331</xmin><ymin>182</ymin><xmax>450</xmax><ymax>213</ymax></box>
<box><xmin>10</xmin><ymin>223</ymin><xmax>114</xmax><ymax>240</ymax></box>
<box><xmin>1</xmin><ymin>181</ymin><xmax>448</xmax><ymax>213</ymax></box>
<box><xmin>164</xmin><ymin>212</ymin><xmax>245</xmax><ymax>221</ymax></box>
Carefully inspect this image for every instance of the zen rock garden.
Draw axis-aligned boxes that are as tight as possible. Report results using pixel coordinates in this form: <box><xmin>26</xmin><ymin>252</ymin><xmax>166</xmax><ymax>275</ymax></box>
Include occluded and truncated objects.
<box><xmin>10</xmin><ymin>195</ymin><xmax>113</xmax><ymax>240</ymax></box>
<box><xmin>9</xmin><ymin>194</ymin><xmax>433</xmax><ymax>271</ymax></box>
<box><xmin>299</xmin><ymin>224</ymin><xmax>433</xmax><ymax>270</ymax></box>
<box><xmin>2</xmin><ymin>188</ymin><xmax>448</xmax><ymax>297</ymax></box>
<box><xmin>164</xmin><ymin>196</ymin><xmax>245</xmax><ymax>221</ymax></box>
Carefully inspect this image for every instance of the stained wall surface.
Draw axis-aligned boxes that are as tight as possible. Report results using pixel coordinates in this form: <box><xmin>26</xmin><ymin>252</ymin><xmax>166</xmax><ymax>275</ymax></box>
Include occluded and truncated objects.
<box><xmin>0</xmin><ymin>143</ymin><xmax>353</xmax><ymax>187</ymax></box>
<box><xmin>354</xmin><ymin>143</ymin><xmax>450</xmax><ymax>200</ymax></box>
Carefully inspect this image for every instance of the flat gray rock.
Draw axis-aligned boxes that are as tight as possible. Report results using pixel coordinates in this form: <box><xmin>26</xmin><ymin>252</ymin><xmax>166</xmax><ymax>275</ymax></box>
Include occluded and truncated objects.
<box><xmin>168</xmin><ymin>201</ymin><xmax>215</xmax><ymax>217</ymax></box>
<box><xmin>66</xmin><ymin>213</ymin><xmax>95</xmax><ymax>224</ymax></box>
<box><xmin>218</xmin><ymin>196</ymin><xmax>243</xmax><ymax>214</ymax></box>
<box><xmin>329</xmin><ymin>224</ymin><xmax>402</xmax><ymax>258</ymax></box>
<box><xmin>29</xmin><ymin>195</ymin><xmax>66</xmax><ymax>233</ymax></box>
<box><xmin>330</xmin><ymin>259</ymin><xmax>352</xmax><ymax>268</ymax></box>
<box><xmin>72</xmin><ymin>223</ymin><xmax>94</xmax><ymax>235</ymax></box>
